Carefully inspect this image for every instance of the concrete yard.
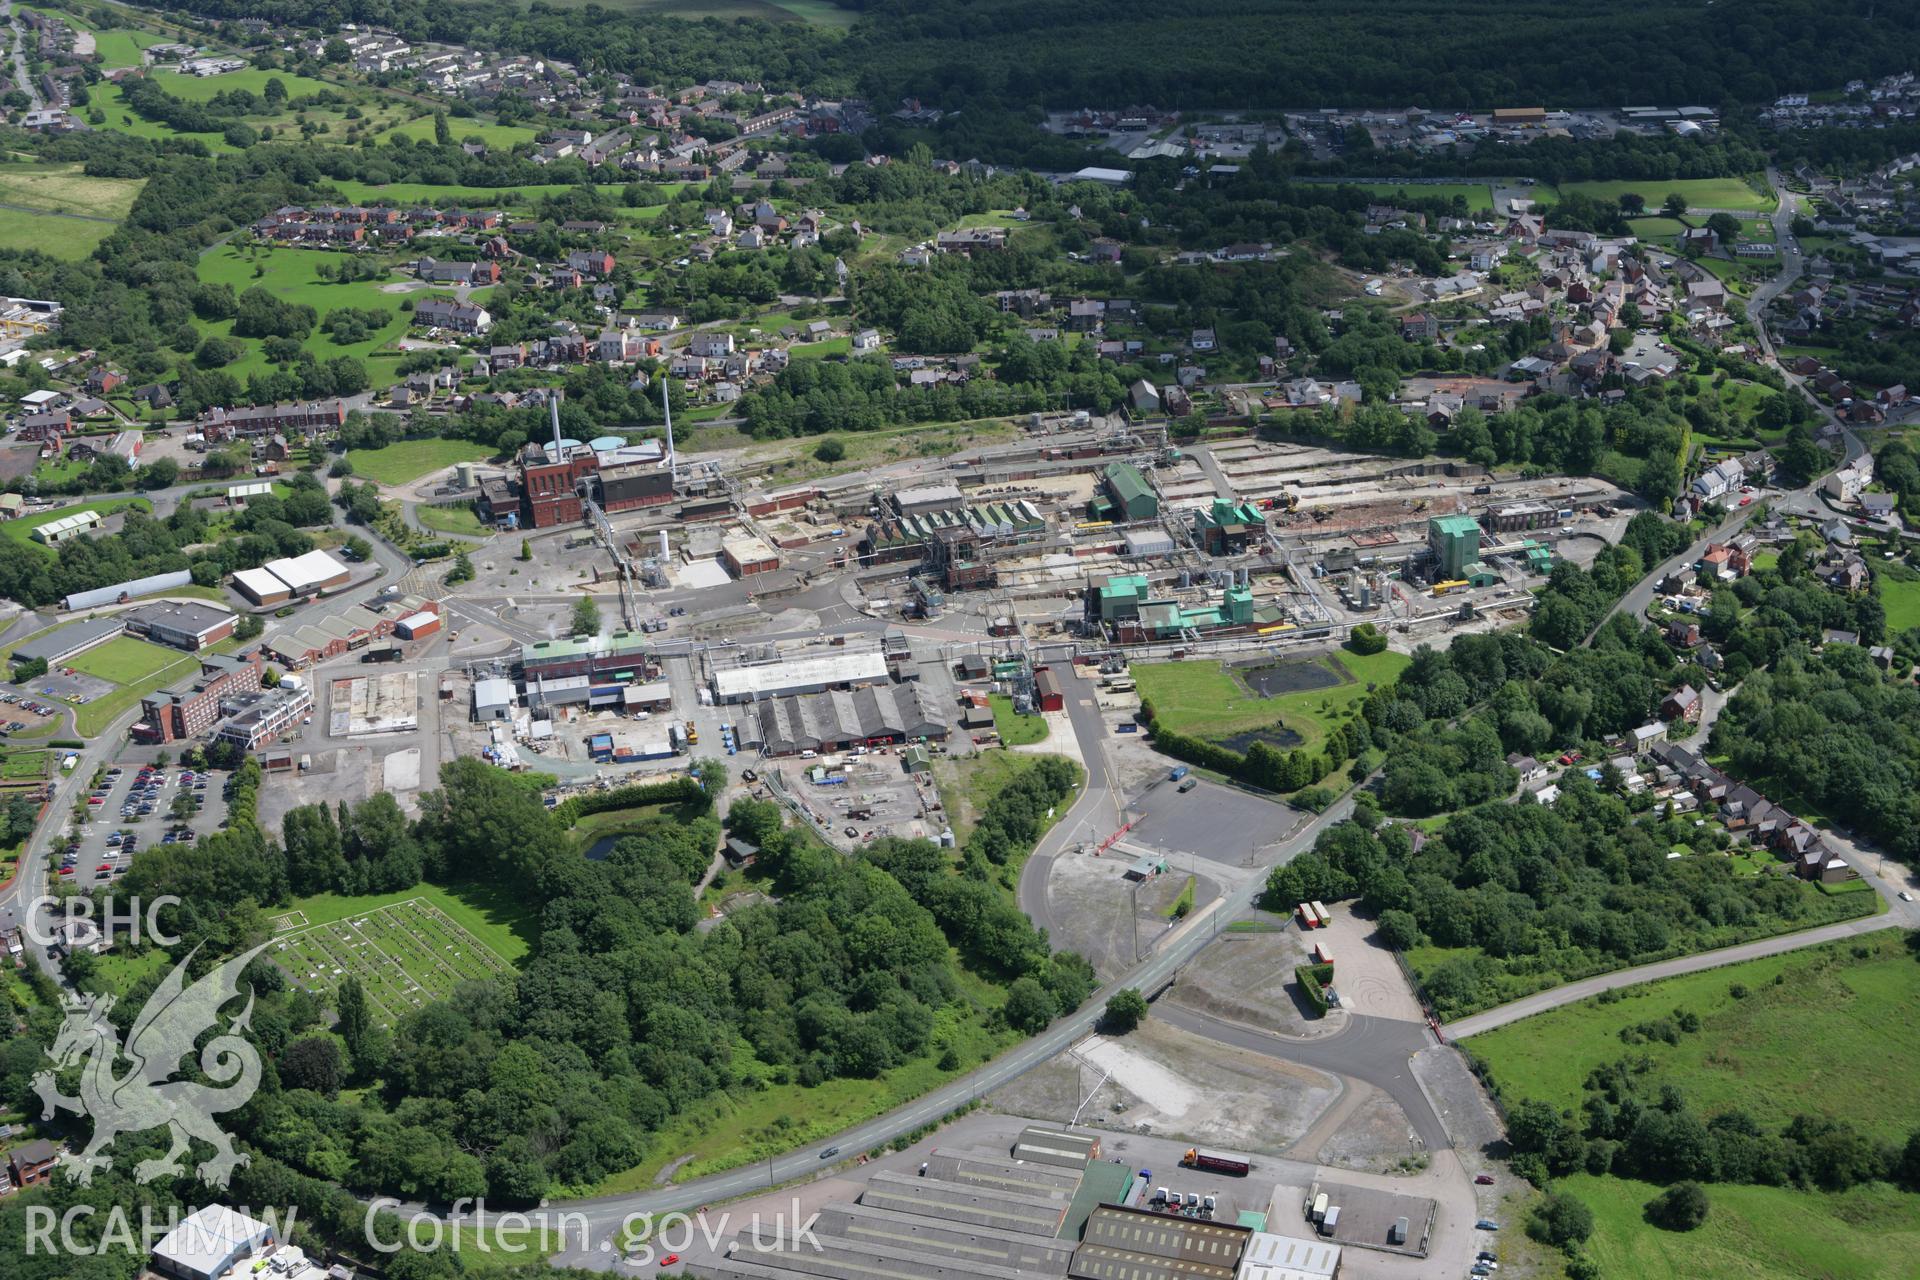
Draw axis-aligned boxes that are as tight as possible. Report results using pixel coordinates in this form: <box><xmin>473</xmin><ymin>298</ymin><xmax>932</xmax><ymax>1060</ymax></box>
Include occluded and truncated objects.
<box><xmin>328</xmin><ymin>670</ymin><xmax>421</xmax><ymax>736</ymax></box>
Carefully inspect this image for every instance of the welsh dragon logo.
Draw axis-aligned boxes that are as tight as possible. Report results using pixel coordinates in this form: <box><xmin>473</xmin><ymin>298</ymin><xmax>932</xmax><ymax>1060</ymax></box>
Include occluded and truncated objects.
<box><xmin>33</xmin><ymin>942</ymin><xmax>270</xmax><ymax>1187</ymax></box>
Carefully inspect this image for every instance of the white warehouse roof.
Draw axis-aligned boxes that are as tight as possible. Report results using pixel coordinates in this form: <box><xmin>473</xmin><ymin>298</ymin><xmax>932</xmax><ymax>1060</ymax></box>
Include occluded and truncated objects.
<box><xmin>265</xmin><ymin>549</ymin><xmax>348</xmax><ymax>592</ymax></box>
<box><xmin>712</xmin><ymin>650</ymin><xmax>889</xmax><ymax>702</ymax></box>
<box><xmin>232</xmin><ymin>566</ymin><xmax>287</xmax><ymax>598</ymax></box>
<box><xmin>1240</xmin><ymin>1231</ymin><xmax>1341</xmax><ymax>1280</ymax></box>
<box><xmin>151</xmin><ymin>1204</ymin><xmax>274</xmax><ymax>1280</ymax></box>
<box><xmin>473</xmin><ymin>677</ymin><xmax>517</xmax><ymax>709</ymax></box>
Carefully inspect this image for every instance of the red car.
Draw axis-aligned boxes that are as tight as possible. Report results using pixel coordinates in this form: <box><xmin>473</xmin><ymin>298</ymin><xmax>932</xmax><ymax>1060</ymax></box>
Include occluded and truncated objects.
<box><xmin>1557</xmin><ymin>750</ymin><xmax>1583</xmax><ymax>766</ymax></box>
<box><xmin>1475</xmin><ymin>1174</ymin><xmax>1496</xmax><ymax>1185</ymax></box>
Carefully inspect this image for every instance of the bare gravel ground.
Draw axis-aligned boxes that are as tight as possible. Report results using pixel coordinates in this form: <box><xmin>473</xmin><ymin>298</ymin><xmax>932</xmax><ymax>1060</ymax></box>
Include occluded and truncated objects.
<box><xmin>986</xmin><ymin>1017</ymin><xmax>1339</xmax><ymax>1157</ymax></box>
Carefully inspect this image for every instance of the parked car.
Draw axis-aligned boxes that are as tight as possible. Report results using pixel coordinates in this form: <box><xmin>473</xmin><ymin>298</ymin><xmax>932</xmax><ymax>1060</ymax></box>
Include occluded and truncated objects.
<box><xmin>1475</xmin><ymin>1220</ymin><xmax>1500</xmax><ymax>1231</ymax></box>
<box><xmin>1474</xmin><ymin>1174</ymin><xmax>1495</xmax><ymax>1185</ymax></box>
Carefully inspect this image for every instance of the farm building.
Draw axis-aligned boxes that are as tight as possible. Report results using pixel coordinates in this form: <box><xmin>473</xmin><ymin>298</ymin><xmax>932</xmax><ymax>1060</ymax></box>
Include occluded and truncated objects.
<box><xmin>31</xmin><ymin>509</ymin><xmax>100</xmax><ymax>544</ymax></box>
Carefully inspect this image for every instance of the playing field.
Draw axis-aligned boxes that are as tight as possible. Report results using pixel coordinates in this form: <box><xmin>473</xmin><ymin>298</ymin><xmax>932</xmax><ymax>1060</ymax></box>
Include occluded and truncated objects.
<box><xmin>0</xmin><ymin>206</ymin><xmax>117</xmax><ymax>260</ymax></box>
<box><xmin>271</xmin><ymin>894</ymin><xmax>516</xmax><ymax>1025</ymax></box>
<box><xmin>66</xmin><ymin>636</ymin><xmax>185</xmax><ymax>686</ymax></box>
<box><xmin>347</xmin><ymin>438</ymin><xmax>494</xmax><ymax>486</ymax></box>
<box><xmin>1560</xmin><ymin>177</ymin><xmax>1774</xmax><ymax>212</ymax></box>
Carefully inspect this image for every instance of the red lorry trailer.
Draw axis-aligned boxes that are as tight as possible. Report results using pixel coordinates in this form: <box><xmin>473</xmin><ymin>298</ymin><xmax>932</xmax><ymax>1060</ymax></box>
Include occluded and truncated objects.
<box><xmin>1181</xmin><ymin>1147</ymin><xmax>1253</xmax><ymax>1176</ymax></box>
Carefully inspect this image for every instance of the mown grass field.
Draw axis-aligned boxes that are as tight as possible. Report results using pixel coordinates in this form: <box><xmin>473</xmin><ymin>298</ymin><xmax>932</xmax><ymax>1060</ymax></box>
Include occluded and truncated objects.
<box><xmin>1469</xmin><ymin>932</ymin><xmax>1920</xmax><ymax>1140</ymax></box>
<box><xmin>382</xmin><ymin>117</ymin><xmax>540</xmax><ymax>150</ymax></box>
<box><xmin>327</xmin><ymin>179</ymin><xmax>590</xmax><ymax>207</ymax></box>
<box><xmin>65</xmin><ymin>636</ymin><xmax>187</xmax><ymax>686</ymax></box>
<box><xmin>1627</xmin><ymin>215</ymin><xmax>1689</xmax><ymax>241</ymax></box>
<box><xmin>347</xmin><ymin>438</ymin><xmax>494</xmax><ymax>486</ymax></box>
<box><xmin>150</xmin><ymin>68</ymin><xmax>340</xmax><ymax>102</ymax></box>
<box><xmin>92</xmin><ymin>81</ymin><xmax>233</xmax><ymax>150</ymax></box>
<box><xmin>989</xmin><ymin>693</ymin><xmax>1048</xmax><ymax>745</ymax></box>
<box><xmin>414</xmin><ymin>503</ymin><xmax>491</xmax><ymax>537</ymax></box>
<box><xmin>1132</xmin><ymin>648</ymin><xmax>1410</xmax><ymax>753</ymax></box>
<box><xmin>1</xmin><ymin>498</ymin><xmax>151</xmax><ymax>549</ymax></box>
<box><xmin>1560</xmin><ymin>177</ymin><xmax>1775</xmax><ymax>212</ymax></box>
<box><xmin>1878</xmin><ymin>569</ymin><xmax>1920</xmax><ymax>632</ymax></box>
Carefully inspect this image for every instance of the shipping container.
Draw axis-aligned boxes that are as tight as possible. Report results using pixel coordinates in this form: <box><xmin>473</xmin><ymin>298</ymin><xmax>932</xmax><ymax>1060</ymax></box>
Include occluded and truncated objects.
<box><xmin>1320</xmin><ymin>1206</ymin><xmax>1340</xmax><ymax>1235</ymax></box>
<box><xmin>1312</xmin><ymin>941</ymin><xmax>1334</xmax><ymax>967</ymax></box>
<box><xmin>1310</xmin><ymin>901</ymin><xmax>1331</xmax><ymax>927</ymax></box>
<box><xmin>1311</xmin><ymin>1193</ymin><xmax>1329</xmax><ymax>1223</ymax></box>
<box><xmin>1298</xmin><ymin>902</ymin><xmax>1319</xmax><ymax>929</ymax></box>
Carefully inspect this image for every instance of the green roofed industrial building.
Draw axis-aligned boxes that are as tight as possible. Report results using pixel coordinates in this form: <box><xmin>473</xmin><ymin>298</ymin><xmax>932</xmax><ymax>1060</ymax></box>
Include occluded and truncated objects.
<box><xmin>1427</xmin><ymin>514</ymin><xmax>1482</xmax><ymax>579</ymax></box>
<box><xmin>1089</xmin><ymin>573</ymin><xmax>1152</xmax><ymax>623</ymax></box>
<box><xmin>1193</xmin><ymin>497</ymin><xmax>1266</xmax><ymax>555</ymax></box>
<box><xmin>1092</xmin><ymin>462</ymin><xmax>1159</xmax><ymax>522</ymax></box>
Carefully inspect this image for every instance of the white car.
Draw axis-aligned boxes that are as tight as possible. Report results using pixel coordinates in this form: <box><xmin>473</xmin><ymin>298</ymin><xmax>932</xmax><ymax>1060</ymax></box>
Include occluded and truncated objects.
<box><xmin>1901</xmin><ymin>891</ymin><xmax>1914</xmax><ymax>903</ymax></box>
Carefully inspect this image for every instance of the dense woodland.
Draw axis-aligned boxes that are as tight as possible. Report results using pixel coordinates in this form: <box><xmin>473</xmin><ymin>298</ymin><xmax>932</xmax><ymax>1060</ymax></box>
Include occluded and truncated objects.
<box><xmin>1711</xmin><ymin>646</ymin><xmax>1920</xmax><ymax>864</ymax></box>
<box><xmin>4</xmin><ymin>755</ymin><xmax>1091</xmax><ymax>1212</ymax></box>
<box><xmin>161</xmin><ymin>0</ymin><xmax>1920</xmax><ymax>118</ymax></box>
